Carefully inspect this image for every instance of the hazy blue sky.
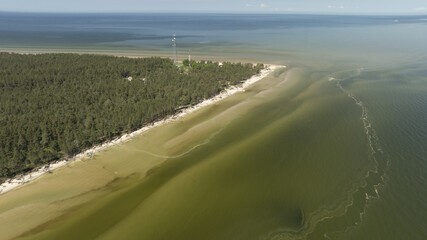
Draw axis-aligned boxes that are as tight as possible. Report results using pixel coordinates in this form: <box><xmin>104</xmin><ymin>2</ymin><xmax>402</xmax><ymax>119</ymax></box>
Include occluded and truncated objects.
<box><xmin>1</xmin><ymin>0</ymin><xmax>426</xmax><ymax>14</ymax></box>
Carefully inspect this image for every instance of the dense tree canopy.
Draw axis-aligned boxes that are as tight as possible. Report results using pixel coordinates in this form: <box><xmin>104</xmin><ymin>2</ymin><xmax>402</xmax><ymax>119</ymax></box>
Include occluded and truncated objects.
<box><xmin>0</xmin><ymin>52</ymin><xmax>263</xmax><ymax>181</ymax></box>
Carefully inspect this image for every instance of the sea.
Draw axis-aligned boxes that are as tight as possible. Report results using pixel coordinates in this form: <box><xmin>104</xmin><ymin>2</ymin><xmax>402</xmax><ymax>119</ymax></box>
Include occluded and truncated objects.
<box><xmin>0</xmin><ymin>12</ymin><xmax>426</xmax><ymax>239</ymax></box>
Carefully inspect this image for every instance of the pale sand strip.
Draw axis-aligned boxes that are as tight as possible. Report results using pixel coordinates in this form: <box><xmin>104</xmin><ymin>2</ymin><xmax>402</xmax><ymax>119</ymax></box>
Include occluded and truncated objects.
<box><xmin>0</xmin><ymin>64</ymin><xmax>283</xmax><ymax>195</ymax></box>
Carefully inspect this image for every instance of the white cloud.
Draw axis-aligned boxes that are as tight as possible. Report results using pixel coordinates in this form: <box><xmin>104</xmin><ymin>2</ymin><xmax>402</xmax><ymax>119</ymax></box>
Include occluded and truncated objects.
<box><xmin>413</xmin><ymin>7</ymin><xmax>426</xmax><ymax>11</ymax></box>
<box><xmin>245</xmin><ymin>3</ymin><xmax>252</xmax><ymax>7</ymax></box>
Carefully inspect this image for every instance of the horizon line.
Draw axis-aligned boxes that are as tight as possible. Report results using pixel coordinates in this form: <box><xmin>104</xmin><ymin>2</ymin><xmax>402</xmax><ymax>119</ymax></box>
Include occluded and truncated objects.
<box><xmin>1</xmin><ymin>10</ymin><xmax>426</xmax><ymax>16</ymax></box>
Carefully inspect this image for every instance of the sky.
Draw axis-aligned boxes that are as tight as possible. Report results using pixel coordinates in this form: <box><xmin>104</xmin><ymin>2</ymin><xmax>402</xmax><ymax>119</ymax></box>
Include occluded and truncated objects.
<box><xmin>0</xmin><ymin>0</ymin><xmax>426</xmax><ymax>14</ymax></box>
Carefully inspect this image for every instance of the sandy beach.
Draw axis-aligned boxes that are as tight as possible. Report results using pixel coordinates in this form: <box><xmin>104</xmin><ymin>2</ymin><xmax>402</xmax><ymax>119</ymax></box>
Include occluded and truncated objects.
<box><xmin>0</xmin><ymin>64</ymin><xmax>282</xmax><ymax>195</ymax></box>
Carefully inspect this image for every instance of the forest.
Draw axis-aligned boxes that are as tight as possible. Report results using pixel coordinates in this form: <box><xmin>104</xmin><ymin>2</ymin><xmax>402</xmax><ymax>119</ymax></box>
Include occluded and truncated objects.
<box><xmin>0</xmin><ymin>52</ymin><xmax>263</xmax><ymax>181</ymax></box>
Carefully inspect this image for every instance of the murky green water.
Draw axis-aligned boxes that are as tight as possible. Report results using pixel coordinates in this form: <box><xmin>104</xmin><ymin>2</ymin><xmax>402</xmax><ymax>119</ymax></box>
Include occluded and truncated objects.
<box><xmin>1</xmin><ymin>13</ymin><xmax>426</xmax><ymax>239</ymax></box>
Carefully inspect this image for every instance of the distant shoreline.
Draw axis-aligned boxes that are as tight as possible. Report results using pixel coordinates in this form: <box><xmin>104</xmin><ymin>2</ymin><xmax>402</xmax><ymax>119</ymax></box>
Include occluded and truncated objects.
<box><xmin>0</xmin><ymin>62</ymin><xmax>283</xmax><ymax>195</ymax></box>
<box><xmin>1</xmin><ymin>48</ymin><xmax>265</xmax><ymax>65</ymax></box>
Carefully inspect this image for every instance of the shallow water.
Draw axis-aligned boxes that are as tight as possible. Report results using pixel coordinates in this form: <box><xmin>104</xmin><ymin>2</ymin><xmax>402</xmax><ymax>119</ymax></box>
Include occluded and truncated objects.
<box><xmin>0</xmin><ymin>13</ymin><xmax>426</xmax><ymax>239</ymax></box>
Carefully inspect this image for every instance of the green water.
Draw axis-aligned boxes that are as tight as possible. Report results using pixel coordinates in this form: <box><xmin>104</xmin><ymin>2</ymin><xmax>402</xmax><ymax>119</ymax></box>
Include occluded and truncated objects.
<box><xmin>1</xmin><ymin>13</ymin><xmax>427</xmax><ymax>239</ymax></box>
<box><xmin>16</xmin><ymin>64</ymin><xmax>427</xmax><ymax>240</ymax></box>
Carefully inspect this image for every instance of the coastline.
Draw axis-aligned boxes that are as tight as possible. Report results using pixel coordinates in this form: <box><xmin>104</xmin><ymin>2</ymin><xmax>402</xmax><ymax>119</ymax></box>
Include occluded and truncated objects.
<box><xmin>1</xmin><ymin>48</ymin><xmax>266</xmax><ymax>65</ymax></box>
<box><xmin>0</xmin><ymin>64</ymin><xmax>283</xmax><ymax>195</ymax></box>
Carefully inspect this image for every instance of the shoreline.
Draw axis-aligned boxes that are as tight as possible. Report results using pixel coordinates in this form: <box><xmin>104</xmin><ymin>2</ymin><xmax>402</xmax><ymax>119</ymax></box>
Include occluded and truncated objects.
<box><xmin>0</xmin><ymin>64</ymin><xmax>283</xmax><ymax>195</ymax></box>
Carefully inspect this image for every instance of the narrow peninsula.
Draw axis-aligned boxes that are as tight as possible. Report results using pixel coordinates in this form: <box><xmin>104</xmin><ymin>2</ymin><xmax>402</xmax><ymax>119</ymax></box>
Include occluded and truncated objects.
<box><xmin>0</xmin><ymin>52</ymin><xmax>274</xmax><ymax>193</ymax></box>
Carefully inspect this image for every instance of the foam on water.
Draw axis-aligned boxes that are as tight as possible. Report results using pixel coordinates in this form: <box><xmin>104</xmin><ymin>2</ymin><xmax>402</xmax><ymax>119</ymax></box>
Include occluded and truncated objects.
<box><xmin>269</xmin><ymin>68</ymin><xmax>392</xmax><ymax>239</ymax></box>
<box><xmin>319</xmin><ymin>69</ymin><xmax>391</xmax><ymax>238</ymax></box>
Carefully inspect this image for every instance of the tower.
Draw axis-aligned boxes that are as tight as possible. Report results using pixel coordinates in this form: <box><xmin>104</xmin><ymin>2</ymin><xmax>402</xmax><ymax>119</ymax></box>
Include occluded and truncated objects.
<box><xmin>172</xmin><ymin>34</ymin><xmax>177</xmax><ymax>64</ymax></box>
<box><xmin>188</xmin><ymin>49</ymin><xmax>191</xmax><ymax>62</ymax></box>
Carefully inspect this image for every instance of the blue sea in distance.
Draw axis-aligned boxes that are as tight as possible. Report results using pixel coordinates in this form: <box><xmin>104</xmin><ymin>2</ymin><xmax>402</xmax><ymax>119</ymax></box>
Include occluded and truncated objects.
<box><xmin>1</xmin><ymin>13</ymin><xmax>426</xmax><ymax>63</ymax></box>
<box><xmin>1</xmin><ymin>12</ymin><xmax>427</xmax><ymax>239</ymax></box>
